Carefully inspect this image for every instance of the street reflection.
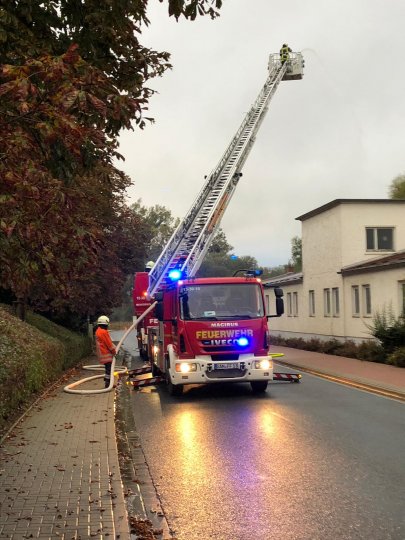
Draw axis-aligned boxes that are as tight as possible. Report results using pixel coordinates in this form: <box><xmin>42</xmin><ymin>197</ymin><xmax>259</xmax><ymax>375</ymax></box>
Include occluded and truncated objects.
<box><xmin>169</xmin><ymin>406</ymin><xmax>271</xmax><ymax>537</ymax></box>
<box><xmin>258</xmin><ymin>410</ymin><xmax>276</xmax><ymax>437</ymax></box>
<box><xmin>173</xmin><ymin>411</ymin><xmax>208</xmax><ymax>481</ymax></box>
<box><xmin>176</xmin><ymin>411</ymin><xmax>196</xmax><ymax>447</ymax></box>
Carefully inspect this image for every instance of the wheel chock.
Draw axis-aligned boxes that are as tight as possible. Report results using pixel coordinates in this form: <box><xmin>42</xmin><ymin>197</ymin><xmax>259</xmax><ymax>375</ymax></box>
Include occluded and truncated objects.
<box><xmin>273</xmin><ymin>372</ymin><xmax>301</xmax><ymax>383</ymax></box>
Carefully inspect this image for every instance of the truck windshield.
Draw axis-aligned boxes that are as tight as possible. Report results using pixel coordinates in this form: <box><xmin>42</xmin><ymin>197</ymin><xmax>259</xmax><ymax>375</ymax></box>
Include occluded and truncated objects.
<box><xmin>179</xmin><ymin>283</ymin><xmax>265</xmax><ymax>320</ymax></box>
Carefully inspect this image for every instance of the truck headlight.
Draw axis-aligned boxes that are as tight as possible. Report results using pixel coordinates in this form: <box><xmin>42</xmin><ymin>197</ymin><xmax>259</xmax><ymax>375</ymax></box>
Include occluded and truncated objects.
<box><xmin>254</xmin><ymin>359</ymin><xmax>272</xmax><ymax>370</ymax></box>
<box><xmin>175</xmin><ymin>363</ymin><xmax>197</xmax><ymax>373</ymax></box>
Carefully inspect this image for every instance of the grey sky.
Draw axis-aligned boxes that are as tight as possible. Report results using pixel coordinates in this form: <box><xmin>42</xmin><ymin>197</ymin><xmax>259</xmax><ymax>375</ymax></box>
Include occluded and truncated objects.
<box><xmin>118</xmin><ymin>0</ymin><xmax>405</xmax><ymax>267</ymax></box>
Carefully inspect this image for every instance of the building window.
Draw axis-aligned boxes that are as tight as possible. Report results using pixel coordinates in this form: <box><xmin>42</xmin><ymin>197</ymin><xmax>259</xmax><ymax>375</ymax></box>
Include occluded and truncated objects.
<box><xmin>362</xmin><ymin>285</ymin><xmax>372</xmax><ymax>316</ymax></box>
<box><xmin>366</xmin><ymin>227</ymin><xmax>394</xmax><ymax>251</ymax></box>
<box><xmin>292</xmin><ymin>292</ymin><xmax>298</xmax><ymax>317</ymax></box>
<box><xmin>332</xmin><ymin>288</ymin><xmax>340</xmax><ymax>317</ymax></box>
<box><xmin>309</xmin><ymin>290</ymin><xmax>315</xmax><ymax>316</ymax></box>
<box><xmin>401</xmin><ymin>283</ymin><xmax>405</xmax><ymax>316</ymax></box>
<box><xmin>287</xmin><ymin>292</ymin><xmax>292</xmax><ymax>316</ymax></box>
<box><xmin>286</xmin><ymin>292</ymin><xmax>298</xmax><ymax>317</ymax></box>
<box><xmin>323</xmin><ymin>288</ymin><xmax>331</xmax><ymax>317</ymax></box>
<box><xmin>352</xmin><ymin>285</ymin><xmax>360</xmax><ymax>317</ymax></box>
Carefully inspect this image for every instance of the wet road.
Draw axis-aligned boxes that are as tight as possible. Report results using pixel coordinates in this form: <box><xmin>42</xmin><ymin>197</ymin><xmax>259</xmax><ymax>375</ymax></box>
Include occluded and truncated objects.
<box><xmin>127</xmin><ymin>368</ymin><xmax>405</xmax><ymax>540</ymax></box>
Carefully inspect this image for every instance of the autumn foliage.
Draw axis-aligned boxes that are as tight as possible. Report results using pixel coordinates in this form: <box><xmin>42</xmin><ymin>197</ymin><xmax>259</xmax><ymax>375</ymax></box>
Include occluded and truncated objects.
<box><xmin>0</xmin><ymin>1</ymin><xmax>222</xmax><ymax>323</ymax></box>
<box><xmin>0</xmin><ymin>46</ymin><xmax>144</xmax><ymax>318</ymax></box>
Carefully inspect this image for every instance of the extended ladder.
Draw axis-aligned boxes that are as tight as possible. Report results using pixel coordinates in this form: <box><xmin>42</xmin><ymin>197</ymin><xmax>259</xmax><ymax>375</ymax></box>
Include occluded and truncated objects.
<box><xmin>148</xmin><ymin>52</ymin><xmax>304</xmax><ymax>297</ymax></box>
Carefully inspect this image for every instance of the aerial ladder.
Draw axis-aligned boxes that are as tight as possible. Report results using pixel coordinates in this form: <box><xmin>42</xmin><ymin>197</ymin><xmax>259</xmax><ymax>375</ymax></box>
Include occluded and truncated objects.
<box><xmin>147</xmin><ymin>51</ymin><xmax>304</xmax><ymax>297</ymax></box>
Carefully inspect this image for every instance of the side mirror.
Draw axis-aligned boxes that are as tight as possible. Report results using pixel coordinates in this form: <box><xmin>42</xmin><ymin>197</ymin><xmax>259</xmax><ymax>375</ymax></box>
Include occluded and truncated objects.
<box><xmin>274</xmin><ymin>287</ymin><xmax>284</xmax><ymax>298</ymax></box>
<box><xmin>267</xmin><ymin>287</ymin><xmax>284</xmax><ymax>318</ymax></box>
<box><xmin>275</xmin><ymin>297</ymin><xmax>284</xmax><ymax>317</ymax></box>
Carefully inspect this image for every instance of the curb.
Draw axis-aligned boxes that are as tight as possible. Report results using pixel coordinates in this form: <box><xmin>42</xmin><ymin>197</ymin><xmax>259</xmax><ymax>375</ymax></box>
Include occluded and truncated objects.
<box><xmin>115</xmin><ymin>354</ymin><xmax>173</xmax><ymax>540</ymax></box>
<box><xmin>274</xmin><ymin>360</ymin><xmax>405</xmax><ymax>402</ymax></box>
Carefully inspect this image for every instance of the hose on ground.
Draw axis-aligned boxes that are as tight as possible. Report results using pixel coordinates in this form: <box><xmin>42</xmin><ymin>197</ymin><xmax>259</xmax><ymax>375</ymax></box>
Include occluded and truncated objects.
<box><xmin>63</xmin><ymin>302</ymin><xmax>157</xmax><ymax>394</ymax></box>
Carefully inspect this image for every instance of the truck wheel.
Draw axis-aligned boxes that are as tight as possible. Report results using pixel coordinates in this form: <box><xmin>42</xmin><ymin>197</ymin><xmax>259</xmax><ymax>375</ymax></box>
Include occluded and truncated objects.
<box><xmin>166</xmin><ymin>374</ymin><xmax>183</xmax><ymax>396</ymax></box>
<box><xmin>250</xmin><ymin>381</ymin><xmax>268</xmax><ymax>393</ymax></box>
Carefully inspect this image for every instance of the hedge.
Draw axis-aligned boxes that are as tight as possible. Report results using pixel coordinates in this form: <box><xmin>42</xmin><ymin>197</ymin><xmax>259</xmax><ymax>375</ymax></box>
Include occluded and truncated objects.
<box><xmin>0</xmin><ymin>305</ymin><xmax>91</xmax><ymax>434</ymax></box>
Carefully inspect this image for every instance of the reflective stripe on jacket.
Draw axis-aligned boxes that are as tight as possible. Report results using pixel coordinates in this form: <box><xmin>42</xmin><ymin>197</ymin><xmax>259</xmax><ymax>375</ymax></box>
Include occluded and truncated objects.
<box><xmin>95</xmin><ymin>327</ymin><xmax>116</xmax><ymax>364</ymax></box>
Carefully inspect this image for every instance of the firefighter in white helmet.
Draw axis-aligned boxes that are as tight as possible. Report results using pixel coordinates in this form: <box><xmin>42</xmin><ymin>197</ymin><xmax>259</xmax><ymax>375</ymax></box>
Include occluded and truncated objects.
<box><xmin>95</xmin><ymin>316</ymin><xmax>116</xmax><ymax>388</ymax></box>
<box><xmin>145</xmin><ymin>260</ymin><xmax>154</xmax><ymax>272</ymax></box>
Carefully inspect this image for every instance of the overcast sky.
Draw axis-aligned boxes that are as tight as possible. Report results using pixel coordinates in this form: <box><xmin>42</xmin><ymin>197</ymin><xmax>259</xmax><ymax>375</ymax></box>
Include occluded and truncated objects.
<box><xmin>118</xmin><ymin>0</ymin><xmax>405</xmax><ymax>267</ymax></box>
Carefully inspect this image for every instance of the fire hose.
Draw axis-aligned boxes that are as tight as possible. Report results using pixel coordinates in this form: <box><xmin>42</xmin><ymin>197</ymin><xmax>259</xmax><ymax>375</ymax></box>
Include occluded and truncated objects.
<box><xmin>63</xmin><ymin>302</ymin><xmax>157</xmax><ymax>394</ymax></box>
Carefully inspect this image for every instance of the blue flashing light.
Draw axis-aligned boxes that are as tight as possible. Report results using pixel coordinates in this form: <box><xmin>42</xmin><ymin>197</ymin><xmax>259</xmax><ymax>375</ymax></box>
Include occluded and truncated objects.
<box><xmin>230</xmin><ymin>255</ymin><xmax>238</xmax><ymax>260</ymax></box>
<box><xmin>237</xmin><ymin>337</ymin><xmax>249</xmax><ymax>347</ymax></box>
<box><xmin>168</xmin><ymin>269</ymin><xmax>182</xmax><ymax>281</ymax></box>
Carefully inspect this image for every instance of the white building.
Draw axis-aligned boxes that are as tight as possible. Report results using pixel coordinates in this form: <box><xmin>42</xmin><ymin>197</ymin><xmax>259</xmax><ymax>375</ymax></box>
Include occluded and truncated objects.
<box><xmin>265</xmin><ymin>199</ymin><xmax>405</xmax><ymax>343</ymax></box>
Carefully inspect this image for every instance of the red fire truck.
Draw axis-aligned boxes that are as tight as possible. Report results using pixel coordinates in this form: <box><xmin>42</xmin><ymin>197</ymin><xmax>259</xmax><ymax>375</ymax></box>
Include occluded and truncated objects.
<box><xmin>132</xmin><ymin>50</ymin><xmax>304</xmax><ymax>394</ymax></box>
<box><xmin>133</xmin><ymin>271</ymin><xmax>284</xmax><ymax>394</ymax></box>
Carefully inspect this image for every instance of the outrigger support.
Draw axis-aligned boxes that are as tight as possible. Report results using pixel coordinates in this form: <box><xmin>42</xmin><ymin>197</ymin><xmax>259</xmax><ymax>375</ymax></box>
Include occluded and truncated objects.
<box><xmin>127</xmin><ymin>364</ymin><xmax>301</xmax><ymax>389</ymax></box>
<box><xmin>273</xmin><ymin>373</ymin><xmax>301</xmax><ymax>383</ymax></box>
<box><xmin>130</xmin><ymin>376</ymin><xmax>166</xmax><ymax>389</ymax></box>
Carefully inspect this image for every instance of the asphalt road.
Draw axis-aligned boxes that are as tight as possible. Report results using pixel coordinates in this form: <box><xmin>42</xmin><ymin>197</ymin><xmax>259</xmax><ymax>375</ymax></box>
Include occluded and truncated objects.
<box><xmin>128</xmin><ymin>370</ymin><xmax>405</xmax><ymax>540</ymax></box>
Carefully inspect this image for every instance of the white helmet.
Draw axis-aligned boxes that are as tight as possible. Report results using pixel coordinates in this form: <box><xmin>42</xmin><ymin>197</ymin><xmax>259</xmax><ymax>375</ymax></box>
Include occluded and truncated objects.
<box><xmin>97</xmin><ymin>315</ymin><xmax>110</xmax><ymax>325</ymax></box>
<box><xmin>145</xmin><ymin>260</ymin><xmax>155</xmax><ymax>269</ymax></box>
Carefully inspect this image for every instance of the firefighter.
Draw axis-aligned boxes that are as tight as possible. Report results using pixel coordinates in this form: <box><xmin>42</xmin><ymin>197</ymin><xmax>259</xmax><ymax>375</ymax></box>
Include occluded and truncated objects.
<box><xmin>95</xmin><ymin>315</ymin><xmax>116</xmax><ymax>388</ymax></box>
<box><xmin>280</xmin><ymin>43</ymin><xmax>292</xmax><ymax>64</ymax></box>
<box><xmin>145</xmin><ymin>260</ymin><xmax>154</xmax><ymax>272</ymax></box>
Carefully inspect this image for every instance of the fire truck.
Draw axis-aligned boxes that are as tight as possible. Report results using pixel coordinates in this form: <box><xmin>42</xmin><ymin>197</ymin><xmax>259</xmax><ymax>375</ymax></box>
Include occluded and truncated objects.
<box><xmin>133</xmin><ymin>51</ymin><xmax>304</xmax><ymax>395</ymax></box>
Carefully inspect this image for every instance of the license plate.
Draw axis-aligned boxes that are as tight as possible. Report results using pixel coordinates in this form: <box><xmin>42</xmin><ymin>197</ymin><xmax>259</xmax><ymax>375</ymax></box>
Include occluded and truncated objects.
<box><xmin>214</xmin><ymin>362</ymin><xmax>239</xmax><ymax>370</ymax></box>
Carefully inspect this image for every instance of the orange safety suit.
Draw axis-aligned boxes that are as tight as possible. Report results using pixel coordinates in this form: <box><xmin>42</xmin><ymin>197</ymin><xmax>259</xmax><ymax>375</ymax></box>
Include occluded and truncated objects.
<box><xmin>95</xmin><ymin>327</ymin><xmax>116</xmax><ymax>364</ymax></box>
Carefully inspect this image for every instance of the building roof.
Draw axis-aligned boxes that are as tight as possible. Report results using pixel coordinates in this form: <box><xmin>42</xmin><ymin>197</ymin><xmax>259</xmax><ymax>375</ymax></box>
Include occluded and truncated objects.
<box><xmin>340</xmin><ymin>250</ymin><xmax>405</xmax><ymax>276</ymax></box>
<box><xmin>263</xmin><ymin>272</ymin><xmax>303</xmax><ymax>287</ymax></box>
<box><xmin>296</xmin><ymin>198</ymin><xmax>405</xmax><ymax>222</ymax></box>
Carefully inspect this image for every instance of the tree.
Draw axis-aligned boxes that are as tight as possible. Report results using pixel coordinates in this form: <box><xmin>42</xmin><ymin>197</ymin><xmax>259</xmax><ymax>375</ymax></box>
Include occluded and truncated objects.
<box><xmin>0</xmin><ymin>48</ymin><xmax>128</xmax><ymax>316</ymax></box>
<box><xmin>0</xmin><ymin>1</ymin><xmax>221</xmax><ymax>132</ymax></box>
<box><xmin>198</xmin><ymin>228</ymin><xmax>258</xmax><ymax>277</ymax></box>
<box><xmin>261</xmin><ymin>265</ymin><xmax>289</xmax><ymax>279</ymax></box>
<box><xmin>0</xmin><ymin>1</ymin><xmax>223</xmax><ymax>320</ymax></box>
<box><xmin>388</xmin><ymin>173</ymin><xmax>405</xmax><ymax>199</ymax></box>
<box><xmin>198</xmin><ymin>253</ymin><xmax>258</xmax><ymax>277</ymax></box>
<box><xmin>289</xmin><ymin>236</ymin><xmax>302</xmax><ymax>272</ymax></box>
<box><xmin>208</xmin><ymin>229</ymin><xmax>233</xmax><ymax>254</ymax></box>
<box><xmin>130</xmin><ymin>199</ymin><xmax>180</xmax><ymax>264</ymax></box>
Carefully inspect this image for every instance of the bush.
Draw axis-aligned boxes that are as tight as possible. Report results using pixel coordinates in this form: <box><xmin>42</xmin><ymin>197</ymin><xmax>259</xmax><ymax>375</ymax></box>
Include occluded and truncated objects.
<box><xmin>270</xmin><ymin>333</ymin><xmax>392</xmax><ymax>365</ymax></box>
<box><xmin>329</xmin><ymin>340</ymin><xmax>359</xmax><ymax>359</ymax></box>
<box><xmin>26</xmin><ymin>311</ymin><xmax>91</xmax><ymax>369</ymax></box>
<box><xmin>320</xmin><ymin>339</ymin><xmax>344</xmax><ymax>355</ymax></box>
<box><xmin>356</xmin><ymin>341</ymin><xmax>386</xmax><ymax>363</ymax></box>
<box><xmin>303</xmin><ymin>338</ymin><xmax>324</xmax><ymax>352</ymax></box>
<box><xmin>387</xmin><ymin>347</ymin><xmax>405</xmax><ymax>368</ymax></box>
<box><xmin>0</xmin><ymin>306</ymin><xmax>91</xmax><ymax>434</ymax></box>
<box><xmin>368</xmin><ymin>308</ymin><xmax>405</xmax><ymax>354</ymax></box>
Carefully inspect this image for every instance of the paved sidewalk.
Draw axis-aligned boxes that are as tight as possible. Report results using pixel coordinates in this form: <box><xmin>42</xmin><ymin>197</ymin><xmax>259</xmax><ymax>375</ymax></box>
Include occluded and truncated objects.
<box><xmin>0</xmin><ymin>367</ymin><xmax>131</xmax><ymax>540</ymax></box>
<box><xmin>273</xmin><ymin>345</ymin><xmax>405</xmax><ymax>397</ymax></box>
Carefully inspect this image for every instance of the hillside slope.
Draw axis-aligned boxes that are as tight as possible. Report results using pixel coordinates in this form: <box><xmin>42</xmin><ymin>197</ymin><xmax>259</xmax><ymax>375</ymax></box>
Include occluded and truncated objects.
<box><xmin>0</xmin><ymin>306</ymin><xmax>91</xmax><ymax>435</ymax></box>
